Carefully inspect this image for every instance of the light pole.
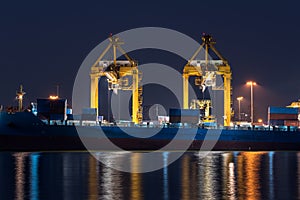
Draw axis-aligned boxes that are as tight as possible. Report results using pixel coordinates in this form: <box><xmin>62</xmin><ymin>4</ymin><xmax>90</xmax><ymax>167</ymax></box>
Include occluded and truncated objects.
<box><xmin>246</xmin><ymin>81</ymin><xmax>257</xmax><ymax>124</ymax></box>
<box><xmin>237</xmin><ymin>96</ymin><xmax>243</xmax><ymax>121</ymax></box>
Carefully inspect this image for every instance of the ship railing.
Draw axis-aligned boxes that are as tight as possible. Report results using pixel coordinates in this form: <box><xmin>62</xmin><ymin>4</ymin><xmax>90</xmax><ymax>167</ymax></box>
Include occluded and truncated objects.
<box><xmin>44</xmin><ymin>119</ymin><xmax>300</xmax><ymax>132</ymax></box>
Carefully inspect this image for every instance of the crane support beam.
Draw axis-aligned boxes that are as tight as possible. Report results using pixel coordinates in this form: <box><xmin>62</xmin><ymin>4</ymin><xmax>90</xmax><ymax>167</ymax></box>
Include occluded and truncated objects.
<box><xmin>224</xmin><ymin>74</ymin><xmax>231</xmax><ymax>126</ymax></box>
<box><xmin>90</xmin><ymin>74</ymin><xmax>99</xmax><ymax>110</ymax></box>
<box><xmin>183</xmin><ymin>74</ymin><xmax>189</xmax><ymax>109</ymax></box>
<box><xmin>218</xmin><ymin>65</ymin><xmax>232</xmax><ymax>126</ymax></box>
<box><xmin>187</xmin><ymin>43</ymin><xmax>205</xmax><ymax>65</ymax></box>
<box><xmin>91</xmin><ymin>44</ymin><xmax>112</xmax><ymax>69</ymax></box>
<box><xmin>210</xmin><ymin>46</ymin><xmax>228</xmax><ymax>65</ymax></box>
<box><xmin>132</xmin><ymin>68</ymin><xmax>139</xmax><ymax>123</ymax></box>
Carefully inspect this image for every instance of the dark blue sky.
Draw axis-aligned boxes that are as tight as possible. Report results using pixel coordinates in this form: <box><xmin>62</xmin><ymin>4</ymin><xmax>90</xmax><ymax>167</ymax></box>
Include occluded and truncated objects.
<box><xmin>1</xmin><ymin>0</ymin><xmax>300</xmax><ymax>121</ymax></box>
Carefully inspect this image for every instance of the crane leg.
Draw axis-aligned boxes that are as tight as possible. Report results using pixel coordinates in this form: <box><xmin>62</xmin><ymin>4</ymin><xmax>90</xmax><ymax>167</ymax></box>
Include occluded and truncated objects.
<box><xmin>132</xmin><ymin>68</ymin><xmax>139</xmax><ymax>124</ymax></box>
<box><xmin>183</xmin><ymin>75</ymin><xmax>189</xmax><ymax>109</ymax></box>
<box><xmin>224</xmin><ymin>73</ymin><xmax>231</xmax><ymax>126</ymax></box>
<box><xmin>90</xmin><ymin>75</ymin><xmax>99</xmax><ymax>115</ymax></box>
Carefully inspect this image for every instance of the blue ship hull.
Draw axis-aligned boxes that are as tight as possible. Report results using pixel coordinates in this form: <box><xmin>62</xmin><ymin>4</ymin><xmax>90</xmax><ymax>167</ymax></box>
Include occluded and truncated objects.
<box><xmin>1</xmin><ymin>112</ymin><xmax>300</xmax><ymax>151</ymax></box>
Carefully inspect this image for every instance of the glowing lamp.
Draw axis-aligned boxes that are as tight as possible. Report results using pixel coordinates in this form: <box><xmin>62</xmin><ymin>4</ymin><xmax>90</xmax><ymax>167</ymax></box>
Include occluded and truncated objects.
<box><xmin>246</xmin><ymin>81</ymin><xmax>257</xmax><ymax>86</ymax></box>
<box><xmin>49</xmin><ymin>95</ymin><xmax>59</xmax><ymax>100</ymax></box>
<box><xmin>237</xmin><ymin>96</ymin><xmax>244</xmax><ymax>121</ymax></box>
<box><xmin>237</xmin><ymin>96</ymin><xmax>243</xmax><ymax>101</ymax></box>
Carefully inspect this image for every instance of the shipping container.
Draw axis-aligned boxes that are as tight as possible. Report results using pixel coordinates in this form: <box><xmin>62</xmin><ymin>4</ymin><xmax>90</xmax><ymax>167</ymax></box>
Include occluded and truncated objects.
<box><xmin>268</xmin><ymin>106</ymin><xmax>298</xmax><ymax>114</ymax></box>
<box><xmin>67</xmin><ymin>114</ymin><xmax>74</xmax><ymax>120</ymax></box>
<box><xmin>169</xmin><ymin>116</ymin><xmax>199</xmax><ymax>123</ymax></box>
<box><xmin>269</xmin><ymin>119</ymin><xmax>284</xmax><ymax>126</ymax></box>
<box><xmin>67</xmin><ymin>108</ymin><xmax>72</xmax><ymax>115</ymax></box>
<box><xmin>81</xmin><ymin>108</ymin><xmax>97</xmax><ymax>121</ymax></box>
<box><xmin>169</xmin><ymin>109</ymin><xmax>200</xmax><ymax>116</ymax></box>
<box><xmin>269</xmin><ymin>113</ymin><xmax>298</xmax><ymax>120</ymax></box>
<box><xmin>98</xmin><ymin>116</ymin><xmax>104</xmax><ymax>122</ymax></box>
<box><xmin>73</xmin><ymin>115</ymin><xmax>81</xmax><ymax>120</ymax></box>
<box><xmin>82</xmin><ymin>108</ymin><xmax>97</xmax><ymax>115</ymax></box>
<box><xmin>169</xmin><ymin>109</ymin><xmax>200</xmax><ymax>123</ymax></box>
<box><xmin>81</xmin><ymin>114</ymin><xmax>97</xmax><ymax>121</ymax></box>
<box><xmin>50</xmin><ymin>114</ymin><xmax>65</xmax><ymax>121</ymax></box>
<box><xmin>284</xmin><ymin>120</ymin><xmax>299</xmax><ymax>127</ymax></box>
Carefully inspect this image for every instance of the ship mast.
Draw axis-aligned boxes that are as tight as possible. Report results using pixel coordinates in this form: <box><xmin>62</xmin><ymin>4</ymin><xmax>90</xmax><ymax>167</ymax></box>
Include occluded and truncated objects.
<box><xmin>16</xmin><ymin>85</ymin><xmax>26</xmax><ymax>112</ymax></box>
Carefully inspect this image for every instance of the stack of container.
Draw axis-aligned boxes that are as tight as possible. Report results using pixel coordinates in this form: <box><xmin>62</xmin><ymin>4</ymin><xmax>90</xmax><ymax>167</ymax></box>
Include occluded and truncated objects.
<box><xmin>268</xmin><ymin>106</ymin><xmax>299</xmax><ymax>126</ymax></box>
<box><xmin>81</xmin><ymin>108</ymin><xmax>97</xmax><ymax>121</ymax></box>
<box><xmin>169</xmin><ymin>109</ymin><xmax>200</xmax><ymax>124</ymax></box>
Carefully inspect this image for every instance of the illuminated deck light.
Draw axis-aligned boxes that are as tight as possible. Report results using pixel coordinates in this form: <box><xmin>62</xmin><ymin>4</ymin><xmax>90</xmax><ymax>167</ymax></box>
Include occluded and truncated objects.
<box><xmin>49</xmin><ymin>95</ymin><xmax>59</xmax><ymax>100</ymax></box>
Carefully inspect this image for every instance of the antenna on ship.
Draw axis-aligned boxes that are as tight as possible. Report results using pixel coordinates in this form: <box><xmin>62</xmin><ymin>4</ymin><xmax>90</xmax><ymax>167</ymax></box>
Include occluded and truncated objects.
<box><xmin>16</xmin><ymin>85</ymin><xmax>26</xmax><ymax>112</ymax></box>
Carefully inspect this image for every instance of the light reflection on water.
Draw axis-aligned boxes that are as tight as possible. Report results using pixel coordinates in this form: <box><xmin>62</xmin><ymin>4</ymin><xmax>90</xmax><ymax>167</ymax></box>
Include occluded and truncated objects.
<box><xmin>13</xmin><ymin>152</ymin><xmax>28</xmax><ymax>200</ymax></box>
<box><xmin>163</xmin><ymin>152</ymin><xmax>169</xmax><ymax>200</ymax></box>
<box><xmin>0</xmin><ymin>151</ymin><xmax>299</xmax><ymax>199</ymax></box>
<box><xmin>88</xmin><ymin>155</ymin><xmax>98</xmax><ymax>200</ymax></box>
<box><xmin>243</xmin><ymin>152</ymin><xmax>265</xmax><ymax>200</ymax></box>
<box><xmin>30</xmin><ymin>153</ymin><xmax>40</xmax><ymax>200</ymax></box>
<box><xmin>268</xmin><ymin>152</ymin><xmax>274</xmax><ymax>200</ymax></box>
<box><xmin>130</xmin><ymin>154</ymin><xmax>143</xmax><ymax>200</ymax></box>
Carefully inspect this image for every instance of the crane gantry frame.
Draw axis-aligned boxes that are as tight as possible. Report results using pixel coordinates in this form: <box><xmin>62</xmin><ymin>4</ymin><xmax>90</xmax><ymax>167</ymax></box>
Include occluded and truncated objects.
<box><xmin>183</xmin><ymin>34</ymin><xmax>232</xmax><ymax>126</ymax></box>
<box><xmin>90</xmin><ymin>34</ymin><xmax>231</xmax><ymax>126</ymax></box>
<box><xmin>90</xmin><ymin>35</ymin><xmax>143</xmax><ymax>124</ymax></box>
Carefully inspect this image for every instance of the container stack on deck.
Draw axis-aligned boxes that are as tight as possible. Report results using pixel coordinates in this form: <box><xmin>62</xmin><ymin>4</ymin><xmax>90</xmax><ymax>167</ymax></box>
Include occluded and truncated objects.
<box><xmin>268</xmin><ymin>106</ymin><xmax>299</xmax><ymax>126</ymax></box>
<box><xmin>169</xmin><ymin>109</ymin><xmax>200</xmax><ymax>124</ymax></box>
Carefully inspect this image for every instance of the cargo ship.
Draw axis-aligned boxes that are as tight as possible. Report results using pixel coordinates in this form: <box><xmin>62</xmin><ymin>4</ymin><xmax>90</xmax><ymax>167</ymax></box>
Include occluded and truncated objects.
<box><xmin>1</xmin><ymin>108</ymin><xmax>300</xmax><ymax>151</ymax></box>
<box><xmin>1</xmin><ymin>84</ymin><xmax>300</xmax><ymax>151</ymax></box>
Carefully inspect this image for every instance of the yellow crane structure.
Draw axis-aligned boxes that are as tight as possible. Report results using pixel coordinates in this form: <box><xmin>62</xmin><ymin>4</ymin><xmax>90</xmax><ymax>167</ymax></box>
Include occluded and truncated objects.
<box><xmin>190</xmin><ymin>99</ymin><xmax>211</xmax><ymax>118</ymax></box>
<box><xmin>90</xmin><ymin>35</ymin><xmax>143</xmax><ymax>124</ymax></box>
<box><xmin>183</xmin><ymin>34</ymin><xmax>232</xmax><ymax>126</ymax></box>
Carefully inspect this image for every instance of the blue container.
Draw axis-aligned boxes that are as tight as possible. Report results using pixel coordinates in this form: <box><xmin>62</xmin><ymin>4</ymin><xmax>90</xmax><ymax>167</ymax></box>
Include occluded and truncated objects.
<box><xmin>169</xmin><ymin>109</ymin><xmax>200</xmax><ymax>123</ymax></box>
<box><xmin>268</xmin><ymin>106</ymin><xmax>298</xmax><ymax>114</ymax></box>
<box><xmin>67</xmin><ymin>108</ymin><xmax>72</xmax><ymax>115</ymax></box>
<box><xmin>169</xmin><ymin>109</ymin><xmax>200</xmax><ymax>116</ymax></box>
<box><xmin>50</xmin><ymin>114</ymin><xmax>66</xmax><ymax>121</ymax></box>
<box><xmin>269</xmin><ymin>119</ymin><xmax>284</xmax><ymax>126</ymax></box>
<box><xmin>82</xmin><ymin>108</ymin><xmax>97</xmax><ymax>115</ymax></box>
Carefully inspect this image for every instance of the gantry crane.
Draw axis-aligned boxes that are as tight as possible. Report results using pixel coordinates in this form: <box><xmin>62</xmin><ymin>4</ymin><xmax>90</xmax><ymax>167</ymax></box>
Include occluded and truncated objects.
<box><xmin>90</xmin><ymin>35</ymin><xmax>143</xmax><ymax>124</ymax></box>
<box><xmin>183</xmin><ymin>34</ymin><xmax>232</xmax><ymax>126</ymax></box>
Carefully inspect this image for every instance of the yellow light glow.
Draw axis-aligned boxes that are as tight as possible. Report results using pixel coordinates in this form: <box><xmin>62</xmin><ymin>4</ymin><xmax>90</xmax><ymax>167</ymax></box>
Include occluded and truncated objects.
<box><xmin>237</xmin><ymin>96</ymin><xmax>243</xmax><ymax>101</ymax></box>
<box><xmin>246</xmin><ymin>81</ymin><xmax>257</xmax><ymax>86</ymax></box>
<box><xmin>49</xmin><ymin>95</ymin><xmax>59</xmax><ymax>100</ymax></box>
<box><xmin>130</xmin><ymin>154</ymin><xmax>142</xmax><ymax>200</ymax></box>
<box><xmin>243</xmin><ymin>152</ymin><xmax>263</xmax><ymax>199</ymax></box>
<box><xmin>18</xmin><ymin>95</ymin><xmax>23</xmax><ymax>100</ymax></box>
<box><xmin>258</xmin><ymin>118</ymin><xmax>263</xmax><ymax>123</ymax></box>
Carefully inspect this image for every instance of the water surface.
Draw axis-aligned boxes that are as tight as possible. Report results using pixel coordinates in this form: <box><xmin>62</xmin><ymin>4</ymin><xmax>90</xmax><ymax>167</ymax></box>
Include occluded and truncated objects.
<box><xmin>0</xmin><ymin>151</ymin><xmax>299</xmax><ymax>200</ymax></box>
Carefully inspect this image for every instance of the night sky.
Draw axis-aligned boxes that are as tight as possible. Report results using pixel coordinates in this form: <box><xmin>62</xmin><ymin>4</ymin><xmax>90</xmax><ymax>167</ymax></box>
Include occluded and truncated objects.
<box><xmin>1</xmin><ymin>0</ymin><xmax>300</xmax><ymax>121</ymax></box>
